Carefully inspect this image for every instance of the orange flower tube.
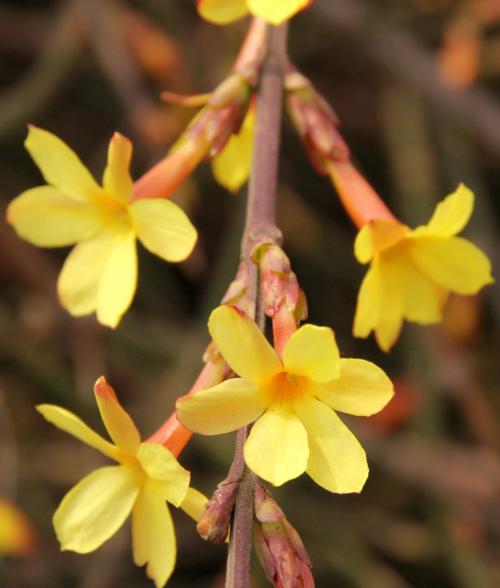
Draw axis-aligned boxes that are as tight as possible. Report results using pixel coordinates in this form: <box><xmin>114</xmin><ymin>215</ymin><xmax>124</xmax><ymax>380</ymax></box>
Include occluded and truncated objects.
<box><xmin>327</xmin><ymin>160</ymin><xmax>396</xmax><ymax>228</ymax></box>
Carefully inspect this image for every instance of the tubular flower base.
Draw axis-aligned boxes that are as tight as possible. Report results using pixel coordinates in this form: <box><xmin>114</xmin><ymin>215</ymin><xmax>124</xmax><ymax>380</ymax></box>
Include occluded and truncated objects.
<box><xmin>177</xmin><ymin>305</ymin><xmax>393</xmax><ymax>493</ymax></box>
<box><xmin>197</xmin><ymin>0</ymin><xmax>311</xmax><ymax>26</ymax></box>
<box><xmin>7</xmin><ymin>127</ymin><xmax>197</xmax><ymax>328</ymax></box>
<box><xmin>37</xmin><ymin>377</ymin><xmax>207</xmax><ymax>588</ymax></box>
<box><xmin>354</xmin><ymin>184</ymin><xmax>494</xmax><ymax>351</ymax></box>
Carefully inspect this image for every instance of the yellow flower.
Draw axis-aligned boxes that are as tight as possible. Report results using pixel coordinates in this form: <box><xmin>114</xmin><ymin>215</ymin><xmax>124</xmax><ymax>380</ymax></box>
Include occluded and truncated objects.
<box><xmin>7</xmin><ymin>127</ymin><xmax>197</xmax><ymax>328</ymax></box>
<box><xmin>353</xmin><ymin>184</ymin><xmax>494</xmax><ymax>351</ymax></box>
<box><xmin>211</xmin><ymin>106</ymin><xmax>255</xmax><ymax>193</ymax></box>
<box><xmin>177</xmin><ymin>305</ymin><xmax>393</xmax><ymax>493</ymax></box>
<box><xmin>37</xmin><ymin>377</ymin><xmax>207</xmax><ymax>588</ymax></box>
<box><xmin>197</xmin><ymin>0</ymin><xmax>311</xmax><ymax>25</ymax></box>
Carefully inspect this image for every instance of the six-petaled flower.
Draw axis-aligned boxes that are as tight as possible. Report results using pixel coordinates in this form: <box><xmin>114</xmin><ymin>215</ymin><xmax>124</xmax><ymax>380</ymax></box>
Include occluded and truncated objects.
<box><xmin>38</xmin><ymin>377</ymin><xmax>207</xmax><ymax>588</ymax></box>
<box><xmin>7</xmin><ymin>127</ymin><xmax>197</xmax><ymax>328</ymax></box>
<box><xmin>353</xmin><ymin>184</ymin><xmax>493</xmax><ymax>351</ymax></box>
<box><xmin>177</xmin><ymin>305</ymin><xmax>393</xmax><ymax>493</ymax></box>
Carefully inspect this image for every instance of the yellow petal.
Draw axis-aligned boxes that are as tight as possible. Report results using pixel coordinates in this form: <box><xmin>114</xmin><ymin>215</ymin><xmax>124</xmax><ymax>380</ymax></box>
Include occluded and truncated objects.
<box><xmin>25</xmin><ymin>126</ymin><xmax>99</xmax><ymax>201</ymax></box>
<box><xmin>354</xmin><ymin>257</ymin><xmax>403</xmax><ymax>352</ymax></box>
<box><xmin>409</xmin><ymin>236</ymin><xmax>493</xmax><ymax>295</ymax></box>
<box><xmin>176</xmin><ymin>378</ymin><xmax>266</xmax><ymax>435</ymax></box>
<box><xmin>208</xmin><ymin>305</ymin><xmax>282</xmax><ymax>381</ymax></box>
<box><xmin>36</xmin><ymin>404</ymin><xmax>121</xmax><ymax>461</ymax></box>
<box><xmin>54</xmin><ymin>465</ymin><xmax>139</xmax><ymax>553</ymax></box>
<box><xmin>211</xmin><ymin>107</ymin><xmax>254</xmax><ymax>193</ymax></box>
<box><xmin>314</xmin><ymin>358</ymin><xmax>393</xmax><ymax>416</ymax></box>
<box><xmin>373</xmin><ymin>256</ymin><xmax>404</xmax><ymax>351</ymax></box>
<box><xmin>179</xmin><ymin>487</ymin><xmax>208</xmax><ymax>522</ymax></box>
<box><xmin>96</xmin><ymin>230</ymin><xmax>138</xmax><ymax>328</ymax></box>
<box><xmin>353</xmin><ymin>262</ymin><xmax>381</xmax><ymax>339</ymax></box>
<box><xmin>283</xmin><ymin>324</ymin><xmax>340</xmax><ymax>383</ymax></box>
<box><xmin>57</xmin><ymin>230</ymin><xmax>120</xmax><ymax>318</ymax></box>
<box><xmin>136</xmin><ymin>444</ymin><xmax>189</xmax><ymax>507</ymax></box>
<box><xmin>247</xmin><ymin>0</ymin><xmax>310</xmax><ymax>24</ymax></box>
<box><xmin>417</xmin><ymin>184</ymin><xmax>474</xmax><ymax>237</ymax></box>
<box><xmin>390</xmin><ymin>246</ymin><xmax>445</xmax><ymax>323</ymax></box>
<box><xmin>94</xmin><ymin>377</ymin><xmax>141</xmax><ymax>454</ymax></box>
<box><xmin>132</xmin><ymin>482</ymin><xmax>176</xmax><ymax>588</ymax></box>
<box><xmin>197</xmin><ymin>0</ymin><xmax>249</xmax><ymax>24</ymax></box>
<box><xmin>102</xmin><ymin>133</ymin><xmax>133</xmax><ymax>204</ymax></box>
<box><xmin>244</xmin><ymin>407</ymin><xmax>308</xmax><ymax>486</ymax></box>
<box><xmin>57</xmin><ymin>225</ymin><xmax>137</xmax><ymax>327</ymax></box>
<box><xmin>354</xmin><ymin>219</ymin><xmax>408</xmax><ymax>264</ymax></box>
<box><xmin>129</xmin><ymin>198</ymin><xmax>197</xmax><ymax>263</ymax></box>
<box><xmin>298</xmin><ymin>398</ymin><xmax>368</xmax><ymax>493</ymax></box>
<box><xmin>7</xmin><ymin>187</ymin><xmax>104</xmax><ymax>247</ymax></box>
<box><xmin>375</xmin><ymin>315</ymin><xmax>403</xmax><ymax>352</ymax></box>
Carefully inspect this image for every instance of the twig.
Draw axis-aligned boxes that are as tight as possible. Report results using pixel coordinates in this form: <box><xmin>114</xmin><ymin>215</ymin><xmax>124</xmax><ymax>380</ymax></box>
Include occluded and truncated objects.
<box><xmin>225</xmin><ymin>22</ymin><xmax>289</xmax><ymax>588</ymax></box>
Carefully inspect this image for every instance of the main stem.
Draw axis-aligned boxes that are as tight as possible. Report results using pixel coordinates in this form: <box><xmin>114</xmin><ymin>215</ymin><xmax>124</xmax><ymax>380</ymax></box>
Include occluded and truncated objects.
<box><xmin>225</xmin><ymin>22</ymin><xmax>288</xmax><ymax>588</ymax></box>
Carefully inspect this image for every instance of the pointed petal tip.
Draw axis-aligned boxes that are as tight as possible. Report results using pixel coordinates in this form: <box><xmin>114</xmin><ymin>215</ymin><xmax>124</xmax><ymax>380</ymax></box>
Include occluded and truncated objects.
<box><xmin>110</xmin><ymin>131</ymin><xmax>132</xmax><ymax>147</ymax></box>
<box><xmin>375</xmin><ymin>335</ymin><xmax>393</xmax><ymax>353</ymax></box>
<box><xmin>25</xmin><ymin>123</ymin><xmax>37</xmax><ymax>136</ymax></box>
<box><xmin>35</xmin><ymin>403</ymin><xmax>52</xmax><ymax>416</ymax></box>
<box><xmin>94</xmin><ymin>376</ymin><xmax>116</xmax><ymax>399</ymax></box>
<box><xmin>101</xmin><ymin>317</ymin><xmax>121</xmax><ymax>329</ymax></box>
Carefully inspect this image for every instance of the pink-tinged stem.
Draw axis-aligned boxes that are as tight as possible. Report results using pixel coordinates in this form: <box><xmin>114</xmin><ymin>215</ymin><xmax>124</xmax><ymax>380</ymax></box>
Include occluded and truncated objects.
<box><xmin>226</xmin><ymin>22</ymin><xmax>289</xmax><ymax>588</ymax></box>
<box><xmin>328</xmin><ymin>160</ymin><xmax>397</xmax><ymax>228</ymax></box>
<box><xmin>146</xmin><ymin>358</ymin><xmax>225</xmax><ymax>457</ymax></box>
<box><xmin>132</xmin><ymin>18</ymin><xmax>267</xmax><ymax>202</ymax></box>
<box><xmin>233</xmin><ymin>17</ymin><xmax>267</xmax><ymax>73</ymax></box>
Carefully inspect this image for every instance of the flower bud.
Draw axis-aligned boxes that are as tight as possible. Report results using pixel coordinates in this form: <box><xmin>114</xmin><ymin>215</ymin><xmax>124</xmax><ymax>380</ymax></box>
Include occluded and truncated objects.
<box><xmin>285</xmin><ymin>68</ymin><xmax>349</xmax><ymax>174</ymax></box>
<box><xmin>253</xmin><ymin>244</ymin><xmax>300</xmax><ymax>318</ymax></box>
<box><xmin>196</xmin><ymin>479</ymin><xmax>238</xmax><ymax>544</ymax></box>
<box><xmin>254</xmin><ymin>485</ymin><xmax>314</xmax><ymax>588</ymax></box>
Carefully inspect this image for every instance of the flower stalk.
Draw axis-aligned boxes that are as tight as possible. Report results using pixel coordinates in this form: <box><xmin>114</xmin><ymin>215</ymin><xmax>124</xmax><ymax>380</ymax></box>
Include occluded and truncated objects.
<box><xmin>132</xmin><ymin>17</ymin><xmax>268</xmax><ymax>202</ymax></box>
<box><xmin>225</xmin><ymin>21</ymin><xmax>289</xmax><ymax>588</ymax></box>
<box><xmin>284</xmin><ymin>66</ymin><xmax>396</xmax><ymax>227</ymax></box>
<box><xmin>146</xmin><ymin>356</ymin><xmax>226</xmax><ymax>457</ymax></box>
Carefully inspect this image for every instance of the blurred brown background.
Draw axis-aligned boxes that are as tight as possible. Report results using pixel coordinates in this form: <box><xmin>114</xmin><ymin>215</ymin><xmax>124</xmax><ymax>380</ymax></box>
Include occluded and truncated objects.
<box><xmin>0</xmin><ymin>0</ymin><xmax>499</xmax><ymax>586</ymax></box>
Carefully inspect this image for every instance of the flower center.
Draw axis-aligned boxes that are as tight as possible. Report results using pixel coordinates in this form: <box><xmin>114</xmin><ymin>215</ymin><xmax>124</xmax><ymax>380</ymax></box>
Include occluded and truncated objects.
<box><xmin>92</xmin><ymin>189</ymin><xmax>131</xmax><ymax>226</ymax></box>
<box><xmin>264</xmin><ymin>371</ymin><xmax>309</xmax><ymax>407</ymax></box>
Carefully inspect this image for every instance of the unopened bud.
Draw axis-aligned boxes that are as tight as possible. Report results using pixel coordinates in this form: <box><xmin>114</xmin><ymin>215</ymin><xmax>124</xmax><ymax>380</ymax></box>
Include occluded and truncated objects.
<box><xmin>254</xmin><ymin>485</ymin><xmax>314</xmax><ymax>588</ymax></box>
<box><xmin>254</xmin><ymin>244</ymin><xmax>300</xmax><ymax>318</ymax></box>
<box><xmin>196</xmin><ymin>479</ymin><xmax>238</xmax><ymax>544</ymax></box>
<box><xmin>285</xmin><ymin>67</ymin><xmax>349</xmax><ymax>174</ymax></box>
